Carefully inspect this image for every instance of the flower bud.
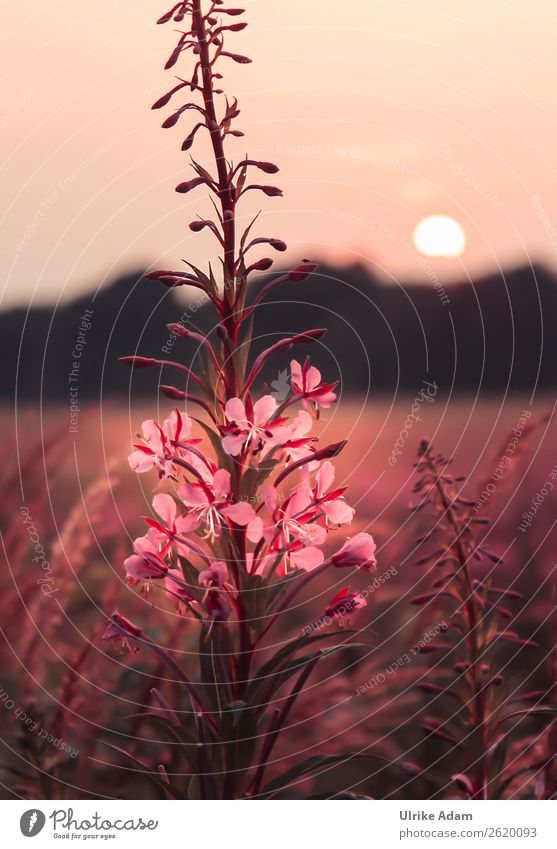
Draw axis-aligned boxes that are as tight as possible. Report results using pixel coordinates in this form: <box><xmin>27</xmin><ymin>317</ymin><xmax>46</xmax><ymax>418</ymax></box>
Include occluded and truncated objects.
<box><xmin>259</xmin><ymin>185</ymin><xmax>282</xmax><ymax>196</ymax></box>
<box><xmin>152</xmin><ymin>92</ymin><xmax>173</xmax><ymax>109</ymax></box>
<box><xmin>157</xmin><ymin>4</ymin><xmax>182</xmax><ymax>25</ymax></box>
<box><xmin>103</xmin><ymin>611</ymin><xmax>143</xmax><ymax>653</ymax></box>
<box><xmin>159</xmin><ymin>384</ymin><xmax>186</xmax><ymax>400</ymax></box>
<box><xmin>161</xmin><ymin>111</ymin><xmax>181</xmax><ymax>128</ymax></box>
<box><xmin>108</xmin><ymin>611</ymin><xmax>142</xmax><ymax>636</ymax></box>
<box><xmin>247</xmin><ymin>257</ymin><xmax>273</xmax><ymax>272</ymax></box>
<box><xmin>223</xmin><ymin>52</ymin><xmax>252</xmax><ymax>64</ymax></box>
<box><xmin>289</xmin><ymin>262</ymin><xmax>318</xmax><ymax>281</ymax></box>
<box><xmin>166</xmin><ymin>323</ymin><xmax>189</xmax><ymax>337</ymax></box>
<box><xmin>165</xmin><ymin>37</ymin><xmax>186</xmax><ymax>69</ymax></box>
<box><xmin>189</xmin><ymin>219</ymin><xmax>216</xmax><ymax>232</ymax></box>
<box><xmin>176</xmin><ymin>177</ymin><xmax>207</xmax><ymax>193</ymax></box>
<box><xmin>332</xmin><ymin>533</ymin><xmax>377</xmax><ymax>571</ymax></box>
<box><xmin>324</xmin><ymin>587</ymin><xmax>367</xmax><ymax>619</ymax></box>
<box><xmin>119</xmin><ymin>356</ymin><xmax>156</xmax><ymax>369</ymax></box>
<box><xmin>242</xmin><ymin>160</ymin><xmax>279</xmax><ymax>174</ymax></box>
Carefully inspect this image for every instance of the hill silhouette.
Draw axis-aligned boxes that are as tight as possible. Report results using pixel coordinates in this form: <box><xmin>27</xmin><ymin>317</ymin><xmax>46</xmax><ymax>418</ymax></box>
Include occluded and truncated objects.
<box><xmin>1</xmin><ymin>261</ymin><xmax>554</xmax><ymax>402</ymax></box>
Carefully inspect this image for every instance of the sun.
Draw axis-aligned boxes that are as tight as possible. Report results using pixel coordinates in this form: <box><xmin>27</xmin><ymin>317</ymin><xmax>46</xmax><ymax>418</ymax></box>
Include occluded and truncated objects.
<box><xmin>412</xmin><ymin>215</ymin><xmax>466</xmax><ymax>258</ymax></box>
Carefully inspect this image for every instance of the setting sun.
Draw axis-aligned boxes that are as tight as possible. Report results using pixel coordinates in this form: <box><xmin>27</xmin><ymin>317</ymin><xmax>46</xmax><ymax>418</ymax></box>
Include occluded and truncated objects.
<box><xmin>412</xmin><ymin>214</ymin><xmax>466</xmax><ymax>258</ymax></box>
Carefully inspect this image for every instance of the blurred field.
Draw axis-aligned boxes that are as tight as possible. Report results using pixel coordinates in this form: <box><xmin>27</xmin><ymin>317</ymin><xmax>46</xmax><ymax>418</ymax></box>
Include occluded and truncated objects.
<box><xmin>1</xmin><ymin>396</ymin><xmax>556</xmax><ymax>799</ymax></box>
<box><xmin>6</xmin><ymin>393</ymin><xmax>557</xmax><ymax>505</ymax></box>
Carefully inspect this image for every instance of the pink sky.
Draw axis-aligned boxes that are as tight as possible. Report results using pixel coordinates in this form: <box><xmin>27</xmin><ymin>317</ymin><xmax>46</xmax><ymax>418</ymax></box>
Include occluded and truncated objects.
<box><xmin>2</xmin><ymin>0</ymin><xmax>557</xmax><ymax>307</ymax></box>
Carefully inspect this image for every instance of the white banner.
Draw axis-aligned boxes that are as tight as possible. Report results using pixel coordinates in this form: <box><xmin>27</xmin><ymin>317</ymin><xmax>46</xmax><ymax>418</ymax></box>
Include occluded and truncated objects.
<box><xmin>2</xmin><ymin>800</ymin><xmax>556</xmax><ymax>848</ymax></box>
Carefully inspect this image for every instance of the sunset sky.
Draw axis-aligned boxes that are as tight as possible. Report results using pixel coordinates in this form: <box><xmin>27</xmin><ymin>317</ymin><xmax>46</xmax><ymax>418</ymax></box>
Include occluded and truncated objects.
<box><xmin>2</xmin><ymin>0</ymin><xmax>557</xmax><ymax>307</ymax></box>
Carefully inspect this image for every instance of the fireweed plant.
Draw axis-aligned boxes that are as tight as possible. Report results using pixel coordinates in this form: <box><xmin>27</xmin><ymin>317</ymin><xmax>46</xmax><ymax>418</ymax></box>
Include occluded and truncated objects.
<box><xmin>409</xmin><ymin>441</ymin><xmax>556</xmax><ymax>799</ymax></box>
<box><xmin>103</xmin><ymin>1</ymin><xmax>377</xmax><ymax>799</ymax></box>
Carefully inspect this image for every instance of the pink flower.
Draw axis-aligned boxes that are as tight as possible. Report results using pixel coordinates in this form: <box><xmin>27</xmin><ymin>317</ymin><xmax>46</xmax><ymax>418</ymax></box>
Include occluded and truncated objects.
<box><xmin>332</xmin><ymin>532</ymin><xmax>377</xmax><ymax>571</ymax></box>
<box><xmin>199</xmin><ymin>560</ymin><xmax>230</xmax><ymax>589</ymax></box>
<box><xmin>164</xmin><ymin>568</ymin><xmax>195</xmax><ymax>612</ymax></box>
<box><xmin>124</xmin><ymin>534</ymin><xmax>168</xmax><ymax>589</ymax></box>
<box><xmin>252</xmin><ymin>483</ymin><xmax>327</xmax><ymax>571</ymax></box>
<box><xmin>221</xmin><ymin>395</ymin><xmax>289</xmax><ymax>456</ymax></box>
<box><xmin>205</xmin><ymin>591</ymin><xmax>233</xmax><ymax>622</ymax></box>
<box><xmin>198</xmin><ymin>561</ymin><xmax>233</xmax><ymax>622</ymax></box>
<box><xmin>276</xmin><ymin>409</ymin><xmax>315</xmax><ymax>463</ymax></box>
<box><xmin>289</xmin><ymin>545</ymin><xmax>325</xmax><ymax>572</ymax></box>
<box><xmin>179</xmin><ymin>468</ymin><xmax>256</xmax><ymax>540</ymax></box>
<box><xmin>103</xmin><ymin>611</ymin><xmax>142</xmax><ymax>653</ymax></box>
<box><xmin>312</xmin><ymin>461</ymin><xmax>354</xmax><ymax>525</ymax></box>
<box><xmin>128</xmin><ymin>409</ymin><xmax>200</xmax><ymax>478</ymax></box>
<box><xmin>145</xmin><ymin>493</ymin><xmax>192</xmax><ymax>557</ymax></box>
<box><xmin>291</xmin><ymin>358</ymin><xmax>337</xmax><ymax>414</ymax></box>
<box><xmin>324</xmin><ymin>587</ymin><xmax>367</xmax><ymax>622</ymax></box>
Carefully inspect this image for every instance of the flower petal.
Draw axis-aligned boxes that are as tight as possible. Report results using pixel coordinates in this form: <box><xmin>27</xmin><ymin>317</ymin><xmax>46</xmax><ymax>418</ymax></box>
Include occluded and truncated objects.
<box><xmin>315</xmin><ymin>460</ymin><xmax>335</xmax><ymax>496</ymax></box>
<box><xmin>286</xmin><ymin>484</ymin><xmax>313</xmax><ymax>518</ymax></box>
<box><xmin>224</xmin><ymin>397</ymin><xmax>246</xmax><ymax>423</ymax></box>
<box><xmin>289</xmin><ymin>410</ymin><xmax>313</xmax><ymax>437</ymax></box>
<box><xmin>304</xmin><ymin>364</ymin><xmax>322</xmax><ymax>392</ymax></box>
<box><xmin>175</xmin><ymin>514</ymin><xmax>199</xmax><ymax>535</ymax></box>
<box><xmin>221</xmin><ymin>501</ymin><xmax>256</xmax><ymax>525</ymax></box>
<box><xmin>152</xmin><ymin>493</ymin><xmax>177</xmax><ymax>527</ymax></box>
<box><xmin>290</xmin><ymin>359</ymin><xmax>303</xmax><ymax>391</ymax></box>
<box><xmin>213</xmin><ymin>468</ymin><xmax>231</xmax><ymax>500</ymax></box>
<box><xmin>125</xmin><ymin>554</ymin><xmax>165</xmax><ymax>583</ymax></box>
<box><xmin>332</xmin><ymin>533</ymin><xmax>377</xmax><ymax>570</ymax></box>
<box><xmin>141</xmin><ymin>420</ymin><xmax>164</xmax><ymax>451</ymax></box>
<box><xmin>128</xmin><ymin>450</ymin><xmax>155</xmax><ymax>473</ymax></box>
<box><xmin>291</xmin><ymin>546</ymin><xmax>324</xmax><ymax>571</ymax></box>
<box><xmin>246</xmin><ymin>516</ymin><xmax>264</xmax><ymax>543</ymax></box>
<box><xmin>179</xmin><ymin>482</ymin><xmax>208</xmax><ymax>508</ymax></box>
<box><xmin>323</xmin><ymin>499</ymin><xmax>355</xmax><ymax>525</ymax></box>
<box><xmin>222</xmin><ymin>433</ymin><xmax>246</xmax><ymax>456</ymax></box>
<box><xmin>253</xmin><ymin>394</ymin><xmax>278</xmax><ymax>425</ymax></box>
